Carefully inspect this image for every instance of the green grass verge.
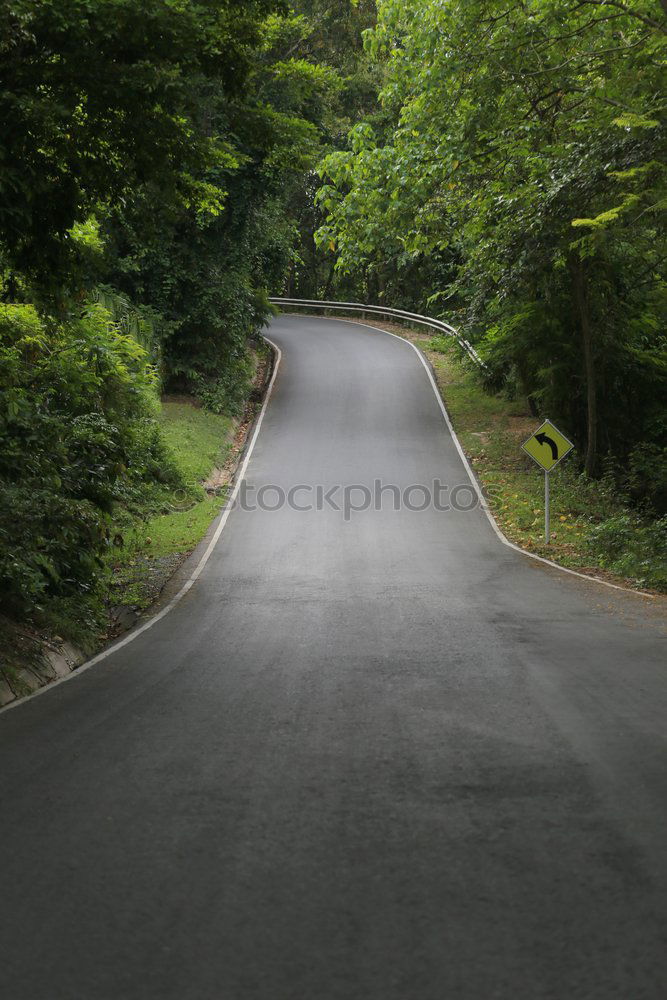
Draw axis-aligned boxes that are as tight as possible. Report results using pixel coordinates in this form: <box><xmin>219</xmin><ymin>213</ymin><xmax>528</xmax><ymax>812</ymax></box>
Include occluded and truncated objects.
<box><xmin>103</xmin><ymin>399</ymin><xmax>235</xmax><ymax>618</ymax></box>
<box><xmin>159</xmin><ymin>402</ymin><xmax>234</xmax><ymax>489</ymax></box>
<box><xmin>406</xmin><ymin>328</ymin><xmax>666</xmax><ymax>592</ymax></box>
<box><xmin>1</xmin><ymin>377</ymin><xmax>262</xmax><ymax>691</ymax></box>
<box><xmin>126</xmin><ymin>400</ymin><xmax>233</xmax><ymax>561</ymax></box>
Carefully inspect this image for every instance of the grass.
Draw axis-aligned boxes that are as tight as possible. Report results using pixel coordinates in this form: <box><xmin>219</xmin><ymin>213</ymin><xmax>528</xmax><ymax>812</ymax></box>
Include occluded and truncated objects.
<box><xmin>1</xmin><ymin>359</ymin><xmax>268</xmax><ymax>700</ymax></box>
<box><xmin>103</xmin><ymin>400</ymin><xmax>235</xmax><ymax>618</ymax></box>
<box><xmin>426</xmin><ymin>336</ymin><xmax>667</xmax><ymax>591</ymax></box>
<box><xmin>123</xmin><ymin>400</ymin><xmax>233</xmax><ymax>561</ymax></box>
<box><xmin>159</xmin><ymin>402</ymin><xmax>233</xmax><ymax>488</ymax></box>
<box><xmin>358</xmin><ymin>319</ymin><xmax>666</xmax><ymax>593</ymax></box>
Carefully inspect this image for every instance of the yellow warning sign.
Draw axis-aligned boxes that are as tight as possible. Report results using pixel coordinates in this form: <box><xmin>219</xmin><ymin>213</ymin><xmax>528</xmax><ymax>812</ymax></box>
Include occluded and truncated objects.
<box><xmin>522</xmin><ymin>420</ymin><xmax>574</xmax><ymax>473</ymax></box>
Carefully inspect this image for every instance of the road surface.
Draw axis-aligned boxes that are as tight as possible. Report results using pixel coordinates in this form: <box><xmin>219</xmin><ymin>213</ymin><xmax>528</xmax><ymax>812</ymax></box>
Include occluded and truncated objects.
<box><xmin>1</xmin><ymin>315</ymin><xmax>666</xmax><ymax>999</ymax></box>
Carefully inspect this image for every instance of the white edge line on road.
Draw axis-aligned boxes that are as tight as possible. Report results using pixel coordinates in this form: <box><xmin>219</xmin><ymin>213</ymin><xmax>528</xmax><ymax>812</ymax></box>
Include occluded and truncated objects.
<box><xmin>0</xmin><ymin>337</ymin><xmax>283</xmax><ymax>716</ymax></box>
<box><xmin>0</xmin><ymin>315</ymin><xmax>654</xmax><ymax>716</ymax></box>
<box><xmin>333</xmin><ymin>316</ymin><xmax>654</xmax><ymax>600</ymax></box>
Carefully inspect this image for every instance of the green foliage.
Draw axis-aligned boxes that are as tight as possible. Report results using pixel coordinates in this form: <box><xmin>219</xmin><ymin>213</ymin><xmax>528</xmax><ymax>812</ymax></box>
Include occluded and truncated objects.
<box><xmin>103</xmin><ymin>399</ymin><xmax>235</xmax><ymax>617</ymax></box>
<box><xmin>272</xmin><ymin>0</ymin><xmax>381</xmax><ymax>299</ymax></box>
<box><xmin>316</xmin><ymin>0</ymin><xmax>667</xmax><ymax>503</ymax></box>
<box><xmin>94</xmin><ymin>2</ymin><xmax>336</xmax><ymax>396</ymax></box>
<box><xmin>3</xmin><ymin>0</ymin><xmax>664</xmax><ymax>634</ymax></box>
<box><xmin>0</xmin><ymin>303</ymin><xmax>180</xmax><ymax>613</ymax></box>
<box><xmin>0</xmin><ymin>0</ymin><xmax>284</xmax><ymax>295</ymax></box>
<box><xmin>191</xmin><ymin>352</ymin><xmax>255</xmax><ymax>416</ymax></box>
<box><xmin>93</xmin><ymin>285</ymin><xmax>168</xmax><ymax>369</ymax></box>
<box><xmin>0</xmin><ymin>0</ymin><xmax>344</xmax><ymax>632</ymax></box>
<box><xmin>418</xmin><ymin>331</ymin><xmax>667</xmax><ymax>591</ymax></box>
<box><xmin>585</xmin><ymin>514</ymin><xmax>667</xmax><ymax>590</ymax></box>
<box><xmin>426</xmin><ymin>336</ymin><xmax>454</xmax><ymax>355</ymax></box>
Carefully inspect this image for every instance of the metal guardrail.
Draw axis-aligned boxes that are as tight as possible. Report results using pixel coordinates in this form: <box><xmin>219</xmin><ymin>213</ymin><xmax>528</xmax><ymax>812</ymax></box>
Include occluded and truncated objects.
<box><xmin>268</xmin><ymin>297</ymin><xmax>485</xmax><ymax>368</ymax></box>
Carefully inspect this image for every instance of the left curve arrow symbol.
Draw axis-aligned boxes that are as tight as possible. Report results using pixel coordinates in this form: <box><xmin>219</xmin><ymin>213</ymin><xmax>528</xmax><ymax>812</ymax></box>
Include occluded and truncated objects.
<box><xmin>535</xmin><ymin>432</ymin><xmax>558</xmax><ymax>461</ymax></box>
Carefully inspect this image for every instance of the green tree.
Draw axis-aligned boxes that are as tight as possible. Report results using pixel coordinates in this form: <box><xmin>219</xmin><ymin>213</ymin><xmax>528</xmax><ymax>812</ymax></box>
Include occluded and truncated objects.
<box><xmin>0</xmin><ymin>0</ymin><xmax>283</xmax><ymax>296</ymax></box>
<box><xmin>267</xmin><ymin>0</ymin><xmax>380</xmax><ymax>298</ymax></box>
<box><xmin>317</xmin><ymin>0</ymin><xmax>667</xmax><ymax>495</ymax></box>
<box><xmin>99</xmin><ymin>5</ymin><xmax>335</xmax><ymax>397</ymax></box>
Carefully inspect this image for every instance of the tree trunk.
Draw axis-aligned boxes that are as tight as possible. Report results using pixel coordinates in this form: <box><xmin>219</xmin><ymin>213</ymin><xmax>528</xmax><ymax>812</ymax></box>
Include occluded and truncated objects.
<box><xmin>572</xmin><ymin>258</ymin><xmax>597</xmax><ymax>477</ymax></box>
<box><xmin>323</xmin><ymin>259</ymin><xmax>336</xmax><ymax>300</ymax></box>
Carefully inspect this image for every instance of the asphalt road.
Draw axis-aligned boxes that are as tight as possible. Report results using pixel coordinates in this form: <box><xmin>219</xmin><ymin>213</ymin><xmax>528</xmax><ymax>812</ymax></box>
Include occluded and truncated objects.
<box><xmin>1</xmin><ymin>315</ymin><xmax>666</xmax><ymax>1000</ymax></box>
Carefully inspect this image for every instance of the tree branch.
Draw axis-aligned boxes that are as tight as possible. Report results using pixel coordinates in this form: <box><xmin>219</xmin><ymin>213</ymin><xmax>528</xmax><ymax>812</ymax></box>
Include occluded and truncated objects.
<box><xmin>571</xmin><ymin>0</ymin><xmax>666</xmax><ymax>34</ymax></box>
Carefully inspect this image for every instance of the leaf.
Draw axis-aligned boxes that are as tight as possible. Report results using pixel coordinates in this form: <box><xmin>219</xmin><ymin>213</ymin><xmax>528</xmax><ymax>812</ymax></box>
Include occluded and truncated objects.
<box><xmin>612</xmin><ymin>114</ymin><xmax>659</xmax><ymax>129</ymax></box>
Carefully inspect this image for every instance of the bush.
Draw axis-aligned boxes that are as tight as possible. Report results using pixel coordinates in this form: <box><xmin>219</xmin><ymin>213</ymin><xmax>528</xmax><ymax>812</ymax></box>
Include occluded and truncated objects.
<box><xmin>191</xmin><ymin>351</ymin><xmax>254</xmax><ymax>417</ymax></box>
<box><xmin>626</xmin><ymin>442</ymin><xmax>667</xmax><ymax>514</ymax></box>
<box><xmin>585</xmin><ymin>513</ymin><xmax>667</xmax><ymax>591</ymax></box>
<box><xmin>426</xmin><ymin>336</ymin><xmax>452</xmax><ymax>354</ymax></box>
<box><xmin>0</xmin><ymin>302</ymin><xmax>180</xmax><ymax>614</ymax></box>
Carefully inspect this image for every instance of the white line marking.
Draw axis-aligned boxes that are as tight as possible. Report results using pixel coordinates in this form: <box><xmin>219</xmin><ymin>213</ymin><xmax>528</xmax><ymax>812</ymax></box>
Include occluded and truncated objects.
<box><xmin>1</xmin><ymin>316</ymin><xmax>654</xmax><ymax>715</ymax></box>
<box><xmin>330</xmin><ymin>316</ymin><xmax>654</xmax><ymax>599</ymax></box>
<box><xmin>0</xmin><ymin>338</ymin><xmax>283</xmax><ymax>715</ymax></box>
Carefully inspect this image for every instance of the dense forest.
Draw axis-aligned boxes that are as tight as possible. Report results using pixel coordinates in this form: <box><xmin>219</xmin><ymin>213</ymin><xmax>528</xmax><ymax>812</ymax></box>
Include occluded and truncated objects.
<box><xmin>0</xmin><ymin>1</ymin><xmax>665</xmax><ymax>635</ymax></box>
<box><xmin>313</xmin><ymin>0</ymin><xmax>666</xmax><ymax>495</ymax></box>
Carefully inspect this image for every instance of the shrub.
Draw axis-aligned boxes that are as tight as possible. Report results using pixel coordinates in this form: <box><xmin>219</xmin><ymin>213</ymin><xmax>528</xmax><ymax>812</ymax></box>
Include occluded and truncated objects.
<box><xmin>191</xmin><ymin>351</ymin><xmax>254</xmax><ymax>417</ymax></box>
<box><xmin>585</xmin><ymin>513</ymin><xmax>667</xmax><ymax>591</ymax></box>
<box><xmin>0</xmin><ymin>302</ymin><xmax>180</xmax><ymax>614</ymax></box>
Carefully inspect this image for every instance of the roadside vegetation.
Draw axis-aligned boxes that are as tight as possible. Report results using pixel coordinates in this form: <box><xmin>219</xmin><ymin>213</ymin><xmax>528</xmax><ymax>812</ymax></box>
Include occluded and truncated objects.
<box><xmin>1</xmin><ymin>1</ymin><xmax>665</xmax><ymax>679</ymax></box>
<box><xmin>0</xmin><ymin>0</ymin><xmax>350</xmax><ymax>661</ymax></box>
<box><xmin>300</xmin><ymin>0</ymin><xmax>666</xmax><ymax>592</ymax></box>
<box><xmin>0</xmin><ymin>387</ymin><xmax>246</xmax><ymax>701</ymax></box>
<box><xmin>314</xmin><ymin>1</ymin><xmax>666</xmax><ymax>508</ymax></box>
<box><xmin>0</xmin><ymin>302</ymin><xmax>265</xmax><ymax>671</ymax></box>
<box><xmin>423</xmin><ymin>335</ymin><xmax>667</xmax><ymax>593</ymax></box>
<box><xmin>316</xmin><ymin>313</ymin><xmax>666</xmax><ymax>593</ymax></box>
<box><xmin>103</xmin><ymin>395</ymin><xmax>242</xmax><ymax>636</ymax></box>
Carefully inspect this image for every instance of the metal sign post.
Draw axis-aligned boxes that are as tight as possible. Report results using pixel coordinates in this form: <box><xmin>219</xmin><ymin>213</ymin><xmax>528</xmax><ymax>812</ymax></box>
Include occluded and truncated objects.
<box><xmin>522</xmin><ymin>420</ymin><xmax>574</xmax><ymax>545</ymax></box>
<box><xmin>545</xmin><ymin>470</ymin><xmax>550</xmax><ymax>544</ymax></box>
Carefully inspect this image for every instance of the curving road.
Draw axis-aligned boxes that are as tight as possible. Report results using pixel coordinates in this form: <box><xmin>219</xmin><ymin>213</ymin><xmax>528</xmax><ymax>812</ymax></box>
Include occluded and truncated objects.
<box><xmin>1</xmin><ymin>315</ymin><xmax>666</xmax><ymax>999</ymax></box>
